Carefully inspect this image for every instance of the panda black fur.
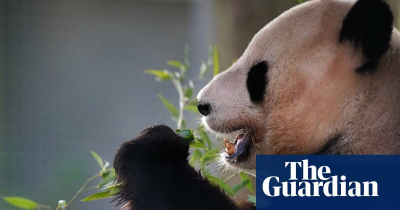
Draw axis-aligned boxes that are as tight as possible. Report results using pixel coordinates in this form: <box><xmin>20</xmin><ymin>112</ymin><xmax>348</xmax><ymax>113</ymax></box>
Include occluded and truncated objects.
<box><xmin>113</xmin><ymin>125</ymin><xmax>255</xmax><ymax>210</ymax></box>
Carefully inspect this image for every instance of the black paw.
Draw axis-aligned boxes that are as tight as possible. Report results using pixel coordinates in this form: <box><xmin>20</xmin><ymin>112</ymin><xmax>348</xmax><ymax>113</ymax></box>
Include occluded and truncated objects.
<box><xmin>114</xmin><ymin>124</ymin><xmax>189</xmax><ymax>176</ymax></box>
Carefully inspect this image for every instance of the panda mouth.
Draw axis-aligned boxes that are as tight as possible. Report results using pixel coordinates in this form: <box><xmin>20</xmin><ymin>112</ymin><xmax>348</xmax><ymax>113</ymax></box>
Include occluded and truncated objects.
<box><xmin>223</xmin><ymin>129</ymin><xmax>253</xmax><ymax>162</ymax></box>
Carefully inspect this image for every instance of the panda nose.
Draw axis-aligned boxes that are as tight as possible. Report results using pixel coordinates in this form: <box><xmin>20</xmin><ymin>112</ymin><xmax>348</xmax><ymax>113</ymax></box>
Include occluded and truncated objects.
<box><xmin>197</xmin><ymin>102</ymin><xmax>211</xmax><ymax>116</ymax></box>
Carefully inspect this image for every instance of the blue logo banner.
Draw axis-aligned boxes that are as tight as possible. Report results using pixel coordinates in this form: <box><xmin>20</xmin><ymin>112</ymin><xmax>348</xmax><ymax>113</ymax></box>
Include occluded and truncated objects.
<box><xmin>256</xmin><ymin>155</ymin><xmax>400</xmax><ymax>210</ymax></box>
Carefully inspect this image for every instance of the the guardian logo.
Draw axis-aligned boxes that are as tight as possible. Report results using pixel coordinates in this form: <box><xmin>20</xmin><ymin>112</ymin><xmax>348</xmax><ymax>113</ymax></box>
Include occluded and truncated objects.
<box><xmin>263</xmin><ymin>159</ymin><xmax>378</xmax><ymax>197</ymax></box>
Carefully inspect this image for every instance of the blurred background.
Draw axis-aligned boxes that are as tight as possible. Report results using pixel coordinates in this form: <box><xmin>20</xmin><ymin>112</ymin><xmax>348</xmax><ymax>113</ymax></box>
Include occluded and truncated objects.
<box><xmin>1</xmin><ymin>0</ymin><xmax>399</xmax><ymax>209</ymax></box>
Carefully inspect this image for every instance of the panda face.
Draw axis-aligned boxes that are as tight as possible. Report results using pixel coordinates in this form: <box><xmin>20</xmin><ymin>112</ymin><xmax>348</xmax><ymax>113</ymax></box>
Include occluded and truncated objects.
<box><xmin>197</xmin><ymin>0</ymin><xmax>394</xmax><ymax>169</ymax></box>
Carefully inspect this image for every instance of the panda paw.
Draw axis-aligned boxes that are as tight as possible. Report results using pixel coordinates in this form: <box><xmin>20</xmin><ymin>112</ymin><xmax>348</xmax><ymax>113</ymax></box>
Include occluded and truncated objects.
<box><xmin>114</xmin><ymin>124</ymin><xmax>189</xmax><ymax>174</ymax></box>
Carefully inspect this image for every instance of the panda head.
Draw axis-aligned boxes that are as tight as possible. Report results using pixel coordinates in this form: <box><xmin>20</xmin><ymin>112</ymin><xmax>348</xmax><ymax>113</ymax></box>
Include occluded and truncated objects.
<box><xmin>197</xmin><ymin>0</ymin><xmax>394</xmax><ymax>169</ymax></box>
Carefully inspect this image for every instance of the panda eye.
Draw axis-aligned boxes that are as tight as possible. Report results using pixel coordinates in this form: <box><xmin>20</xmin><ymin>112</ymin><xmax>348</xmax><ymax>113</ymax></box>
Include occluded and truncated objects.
<box><xmin>246</xmin><ymin>61</ymin><xmax>269</xmax><ymax>103</ymax></box>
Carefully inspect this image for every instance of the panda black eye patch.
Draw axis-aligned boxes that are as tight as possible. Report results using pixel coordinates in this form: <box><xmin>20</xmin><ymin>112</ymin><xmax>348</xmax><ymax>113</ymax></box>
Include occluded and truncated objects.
<box><xmin>246</xmin><ymin>61</ymin><xmax>269</xmax><ymax>103</ymax></box>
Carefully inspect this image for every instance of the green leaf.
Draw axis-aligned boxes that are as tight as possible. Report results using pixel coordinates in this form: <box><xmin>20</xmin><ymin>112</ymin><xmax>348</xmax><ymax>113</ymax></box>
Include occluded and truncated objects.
<box><xmin>240</xmin><ymin>172</ymin><xmax>254</xmax><ymax>194</ymax></box>
<box><xmin>186</xmin><ymin>99</ymin><xmax>198</xmax><ymax>106</ymax></box>
<box><xmin>167</xmin><ymin>60</ymin><xmax>183</xmax><ymax>69</ymax></box>
<box><xmin>197</xmin><ymin>127</ymin><xmax>213</xmax><ymax>148</ymax></box>
<box><xmin>81</xmin><ymin>191</ymin><xmax>113</xmax><ymax>202</ymax></box>
<box><xmin>247</xmin><ymin>195</ymin><xmax>256</xmax><ymax>205</ymax></box>
<box><xmin>91</xmin><ymin>151</ymin><xmax>103</xmax><ymax>169</ymax></box>
<box><xmin>157</xmin><ymin>94</ymin><xmax>179</xmax><ymax>119</ymax></box>
<box><xmin>297</xmin><ymin>0</ymin><xmax>305</xmax><ymax>3</ymax></box>
<box><xmin>101</xmin><ymin>170</ymin><xmax>111</xmax><ymax>179</ymax></box>
<box><xmin>102</xmin><ymin>183</ymin><xmax>123</xmax><ymax>191</ymax></box>
<box><xmin>232</xmin><ymin>180</ymin><xmax>250</xmax><ymax>194</ymax></box>
<box><xmin>207</xmin><ymin>175</ymin><xmax>233</xmax><ymax>196</ymax></box>
<box><xmin>176</xmin><ymin>129</ymin><xmax>195</xmax><ymax>142</ymax></box>
<box><xmin>189</xmin><ymin>139</ymin><xmax>207</xmax><ymax>150</ymax></box>
<box><xmin>3</xmin><ymin>197</ymin><xmax>38</xmax><ymax>209</ymax></box>
<box><xmin>167</xmin><ymin>60</ymin><xmax>186</xmax><ymax>74</ymax></box>
<box><xmin>181</xmin><ymin>118</ymin><xmax>187</xmax><ymax>129</ymax></box>
<box><xmin>98</xmin><ymin>170</ymin><xmax>116</xmax><ymax>188</ymax></box>
<box><xmin>108</xmin><ymin>186</ymin><xmax>122</xmax><ymax>196</ymax></box>
<box><xmin>189</xmin><ymin>149</ymin><xmax>203</xmax><ymax>166</ymax></box>
<box><xmin>213</xmin><ymin>46</ymin><xmax>220</xmax><ymax>77</ymax></box>
<box><xmin>183</xmin><ymin>86</ymin><xmax>193</xmax><ymax>99</ymax></box>
<box><xmin>144</xmin><ymin>69</ymin><xmax>171</xmax><ymax>81</ymax></box>
<box><xmin>200</xmin><ymin>150</ymin><xmax>218</xmax><ymax>166</ymax></box>
<box><xmin>167</xmin><ymin>59</ymin><xmax>187</xmax><ymax>78</ymax></box>
<box><xmin>184</xmin><ymin>105</ymin><xmax>198</xmax><ymax>113</ymax></box>
<box><xmin>199</xmin><ymin>62</ymin><xmax>208</xmax><ymax>79</ymax></box>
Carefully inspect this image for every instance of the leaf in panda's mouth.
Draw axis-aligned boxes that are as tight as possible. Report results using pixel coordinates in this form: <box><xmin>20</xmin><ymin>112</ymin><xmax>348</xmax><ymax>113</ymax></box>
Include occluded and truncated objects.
<box><xmin>223</xmin><ymin>129</ymin><xmax>251</xmax><ymax>160</ymax></box>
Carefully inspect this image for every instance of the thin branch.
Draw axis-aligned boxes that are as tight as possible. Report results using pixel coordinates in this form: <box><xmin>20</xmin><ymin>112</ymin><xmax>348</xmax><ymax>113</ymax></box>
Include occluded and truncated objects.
<box><xmin>81</xmin><ymin>186</ymin><xmax>98</xmax><ymax>192</ymax></box>
<box><xmin>172</xmin><ymin>78</ymin><xmax>186</xmax><ymax>129</ymax></box>
<box><xmin>204</xmin><ymin>169</ymin><xmax>219</xmax><ymax>176</ymax></box>
<box><xmin>223</xmin><ymin>172</ymin><xmax>239</xmax><ymax>182</ymax></box>
<box><xmin>66</xmin><ymin>172</ymin><xmax>101</xmax><ymax>207</ymax></box>
<box><xmin>199</xmin><ymin>160</ymin><xmax>215</xmax><ymax>171</ymax></box>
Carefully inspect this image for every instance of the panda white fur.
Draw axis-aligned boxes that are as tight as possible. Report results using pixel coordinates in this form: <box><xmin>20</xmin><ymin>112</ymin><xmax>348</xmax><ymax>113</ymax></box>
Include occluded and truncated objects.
<box><xmin>114</xmin><ymin>0</ymin><xmax>399</xmax><ymax>209</ymax></box>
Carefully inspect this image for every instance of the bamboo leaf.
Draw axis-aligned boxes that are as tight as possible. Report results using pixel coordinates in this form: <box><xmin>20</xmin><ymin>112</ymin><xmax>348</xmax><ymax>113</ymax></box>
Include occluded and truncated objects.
<box><xmin>176</xmin><ymin>129</ymin><xmax>195</xmax><ymax>142</ymax></box>
<box><xmin>183</xmin><ymin>86</ymin><xmax>193</xmax><ymax>99</ymax></box>
<box><xmin>90</xmin><ymin>151</ymin><xmax>103</xmax><ymax>169</ymax></box>
<box><xmin>167</xmin><ymin>60</ymin><xmax>183</xmax><ymax>69</ymax></box>
<box><xmin>167</xmin><ymin>60</ymin><xmax>186</xmax><ymax>76</ymax></box>
<box><xmin>144</xmin><ymin>69</ymin><xmax>171</xmax><ymax>81</ymax></box>
<box><xmin>101</xmin><ymin>170</ymin><xmax>111</xmax><ymax>179</ymax></box>
<box><xmin>239</xmin><ymin>172</ymin><xmax>254</xmax><ymax>194</ymax></box>
<box><xmin>181</xmin><ymin>119</ymin><xmax>186</xmax><ymax>129</ymax></box>
<box><xmin>167</xmin><ymin>59</ymin><xmax>187</xmax><ymax>77</ymax></box>
<box><xmin>197</xmin><ymin>127</ymin><xmax>213</xmax><ymax>148</ymax></box>
<box><xmin>186</xmin><ymin>99</ymin><xmax>198</xmax><ymax>106</ymax></box>
<box><xmin>207</xmin><ymin>175</ymin><xmax>233</xmax><ymax>196</ymax></box>
<box><xmin>200</xmin><ymin>150</ymin><xmax>218</xmax><ymax>166</ymax></box>
<box><xmin>184</xmin><ymin>105</ymin><xmax>198</xmax><ymax>113</ymax></box>
<box><xmin>189</xmin><ymin>140</ymin><xmax>207</xmax><ymax>150</ymax></box>
<box><xmin>2</xmin><ymin>197</ymin><xmax>38</xmax><ymax>209</ymax></box>
<box><xmin>98</xmin><ymin>170</ymin><xmax>116</xmax><ymax>188</ymax></box>
<box><xmin>247</xmin><ymin>195</ymin><xmax>256</xmax><ymax>205</ymax></box>
<box><xmin>189</xmin><ymin>149</ymin><xmax>203</xmax><ymax>166</ymax></box>
<box><xmin>232</xmin><ymin>180</ymin><xmax>250</xmax><ymax>194</ymax></box>
<box><xmin>157</xmin><ymin>94</ymin><xmax>179</xmax><ymax>119</ymax></box>
<box><xmin>102</xmin><ymin>183</ymin><xmax>123</xmax><ymax>191</ymax></box>
<box><xmin>81</xmin><ymin>191</ymin><xmax>113</xmax><ymax>202</ymax></box>
<box><xmin>108</xmin><ymin>186</ymin><xmax>122</xmax><ymax>196</ymax></box>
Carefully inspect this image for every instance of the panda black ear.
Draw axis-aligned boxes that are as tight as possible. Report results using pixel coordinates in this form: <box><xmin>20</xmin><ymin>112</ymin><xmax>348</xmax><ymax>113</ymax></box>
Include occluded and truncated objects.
<box><xmin>339</xmin><ymin>0</ymin><xmax>393</xmax><ymax>63</ymax></box>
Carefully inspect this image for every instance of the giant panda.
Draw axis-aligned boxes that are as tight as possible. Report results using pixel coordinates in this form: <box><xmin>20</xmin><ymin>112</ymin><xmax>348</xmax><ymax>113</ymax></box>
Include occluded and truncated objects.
<box><xmin>113</xmin><ymin>0</ymin><xmax>400</xmax><ymax>209</ymax></box>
